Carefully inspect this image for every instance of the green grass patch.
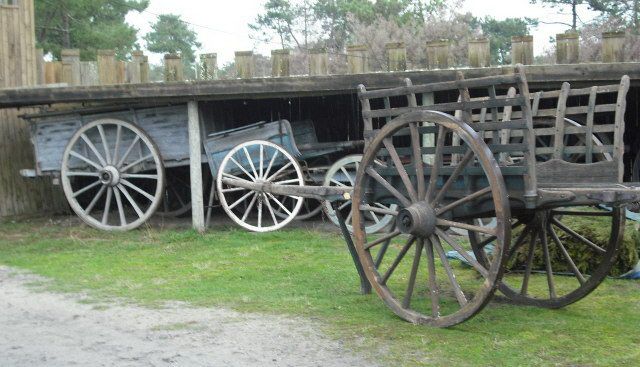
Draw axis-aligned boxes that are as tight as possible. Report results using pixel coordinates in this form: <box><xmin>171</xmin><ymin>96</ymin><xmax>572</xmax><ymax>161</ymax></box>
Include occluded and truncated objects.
<box><xmin>1</xmin><ymin>218</ymin><xmax>639</xmax><ymax>366</ymax></box>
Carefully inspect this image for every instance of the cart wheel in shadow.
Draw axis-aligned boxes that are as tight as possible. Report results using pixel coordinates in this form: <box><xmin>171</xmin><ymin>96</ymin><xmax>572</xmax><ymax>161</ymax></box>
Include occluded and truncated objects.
<box><xmin>61</xmin><ymin>118</ymin><xmax>165</xmax><ymax>231</ymax></box>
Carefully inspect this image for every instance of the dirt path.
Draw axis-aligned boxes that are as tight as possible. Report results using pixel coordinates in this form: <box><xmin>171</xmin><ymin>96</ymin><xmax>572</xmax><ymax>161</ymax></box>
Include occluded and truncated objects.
<box><xmin>0</xmin><ymin>266</ymin><xmax>376</xmax><ymax>367</ymax></box>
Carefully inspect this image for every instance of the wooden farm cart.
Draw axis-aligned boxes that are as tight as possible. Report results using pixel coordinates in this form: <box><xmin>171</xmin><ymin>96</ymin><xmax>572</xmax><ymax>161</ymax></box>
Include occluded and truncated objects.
<box><xmin>217</xmin><ymin>65</ymin><xmax>640</xmax><ymax>327</ymax></box>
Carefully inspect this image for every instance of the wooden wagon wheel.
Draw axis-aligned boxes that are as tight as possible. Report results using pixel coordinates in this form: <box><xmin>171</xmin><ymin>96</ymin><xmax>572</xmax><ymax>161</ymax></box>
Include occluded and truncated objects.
<box><xmin>217</xmin><ymin>140</ymin><xmax>304</xmax><ymax>232</ymax></box>
<box><xmin>470</xmin><ymin>207</ymin><xmax>624</xmax><ymax>308</ymax></box>
<box><xmin>352</xmin><ymin>111</ymin><xmax>511</xmax><ymax>327</ymax></box>
<box><xmin>61</xmin><ymin>119</ymin><xmax>165</xmax><ymax>231</ymax></box>
<box><xmin>467</xmin><ymin>116</ymin><xmax>624</xmax><ymax>308</ymax></box>
<box><xmin>322</xmin><ymin>155</ymin><xmax>397</xmax><ymax>234</ymax></box>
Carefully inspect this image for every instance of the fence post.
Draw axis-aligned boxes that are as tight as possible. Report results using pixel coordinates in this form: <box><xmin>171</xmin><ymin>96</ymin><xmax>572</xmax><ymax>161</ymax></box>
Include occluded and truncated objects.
<box><xmin>61</xmin><ymin>49</ymin><xmax>80</xmax><ymax>86</ymax></box>
<box><xmin>271</xmin><ymin>49</ymin><xmax>290</xmax><ymax>77</ymax></box>
<box><xmin>97</xmin><ymin>50</ymin><xmax>117</xmax><ymax>85</ymax></box>
<box><xmin>468</xmin><ymin>38</ymin><xmax>490</xmax><ymax>67</ymax></box>
<box><xmin>235</xmin><ymin>51</ymin><xmax>254</xmax><ymax>78</ymax></box>
<box><xmin>140</xmin><ymin>56</ymin><xmax>149</xmax><ymax>83</ymax></box>
<box><xmin>556</xmin><ymin>32</ymin><xmax>579</xmax><ymax>64</ymax></box>
<box><xmin>602</xmin><ymin>31</ymin><xmax>625</xmax><ymax>63</ymax></box>
<box><xmin>187</xmin><ymin>101</ymin><xmax>205</xmax><ymax>233</ymax></box>
<box><xmin>308</xmin><ymin>48</ymin><xmax>328</xmax><ymax>76</ymax></box>
<box><xmin>385</xmin><ymin>42</ymin><xmax>407</xmax><ymax>71</ymax></box>
<box><xmin>35</xmin><ymin>48</ymin><xmax>45</xmax><ymax>85</ymax></box>
<box><xmin>511</xmin><ymin>35</ymin><xmax>534</xmax><ymax>65</ymax></box>
<box><xmin>426</xmin><ymin>40</ymin><xmax>450</xmax><ymax>69</ymax></box>
<box><xmin>199</xmin><ymin>53</ymin><xmax>218</xmax><ymax>80</ymax></box>
<box><xmin>347</xmin><ymin>45</ymin><xmax>369</xmax><ymax>74</ymax></box>
<box><xmin>79</xmin><ymin>62</ymin><xmax>99</xmax><ymax>86</ymax></box>
<box><xmin>164</xmin><ymin>53</ymin><xmax>184</xmax><ymax>82</ymax></box>
<box><xmin>129</xmin><ymin>50</ymin><xmax>144</xmax><ymax>84</ymax></box>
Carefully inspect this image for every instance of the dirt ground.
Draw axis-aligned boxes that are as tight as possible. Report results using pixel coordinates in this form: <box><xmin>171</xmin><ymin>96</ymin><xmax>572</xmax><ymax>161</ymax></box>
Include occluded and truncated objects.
<box><xmin>0</xmin><ymin>266</ymin><xmax>376</xmax><ymax>367</ymax></box>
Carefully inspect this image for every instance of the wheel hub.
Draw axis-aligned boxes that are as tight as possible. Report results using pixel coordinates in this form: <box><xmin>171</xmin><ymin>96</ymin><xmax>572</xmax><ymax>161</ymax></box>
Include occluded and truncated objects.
<box><xmin>100</xmin><ymin>166</ymin><xmax>120</xmax><ymax>186</ymax></box>
<box><xmin>396</xmin><ymin>201</ymin><xmax>437</xmax><ymax>237</ymax></box>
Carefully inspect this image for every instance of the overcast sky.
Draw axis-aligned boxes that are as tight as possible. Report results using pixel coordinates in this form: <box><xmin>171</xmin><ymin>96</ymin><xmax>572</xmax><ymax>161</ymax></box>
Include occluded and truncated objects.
<box><xmin>126</xmin><ymin>0</ymin><xmax>600</xmax><ymax>66</ymax></box>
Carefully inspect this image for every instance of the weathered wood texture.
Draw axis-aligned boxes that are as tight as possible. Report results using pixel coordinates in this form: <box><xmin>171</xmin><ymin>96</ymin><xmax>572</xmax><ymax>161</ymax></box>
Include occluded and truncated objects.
<box><xmin>308</xmin><ymin>49</ymin><xmax>328</xmax><ymax>76</ymax></box>
<box><xmin>511</xmin><ymin>36</ymin><xmax>534</xmax><ymax>65</ymax></box>
<box><xmin>556</xmin><ymin>32</ymin><xmax>579</xmax><ymax>64</ymax></box>
<box><xmin>2</xmin><ymin>63</ymin><xmax>638</xmax><ymax>109</ymax></box>
<box><xmin>468</xmin><ymin>38</ymin><xmax>490</xmax><ymax>68</ymax></box>
<box><xmin>235</xmin><ymin>51</ymin><xmax>254</xmax><ymax>78</ymax></box>
<box><xmin>385</xmin><ymin>42</ymin><xmax>407</xmax><ymax>72</ymax></box>
<box><xmin>61</xmin><ymin>49</ymin><xmax>80</xmax><ymax>86</ymax></box>
<box><xmin>0</xmin><ymin>0</ymin><xmax>65</xmax><ymax>217</ymax></box>
<box><xmin>602</xmin><ymin>31</ymin><xmax>625</xmax><ymax>63</ymax></box>
<box><xmin>164</xmin><ymin>54</ymin><xmax>184</xmax><ymax>82</ymax></box>
<box><xmin>97</xmin><ymin>49</ymin><xmax>117</xmax><ymax>85</ymax></box>
<box><xmin>426</xmin><ymin>40</ymin><xmax>450</xmax><ymax>69</ymax></box>
<box><xmin>347</xmin><ymin>45</ymin><xmax>369</xmax><ymax>74</ymax></box>
<box><xmin>271</xmin><ymin>49</ymin><xmax>290</xmax><ymax>77</ymax></box>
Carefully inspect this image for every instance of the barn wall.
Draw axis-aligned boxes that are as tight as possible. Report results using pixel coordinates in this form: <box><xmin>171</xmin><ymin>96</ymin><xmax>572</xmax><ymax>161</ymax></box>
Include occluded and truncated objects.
<box><xmin>0</xmin><ymin>1</ymin><xmax>65</xmax><ymax>217</ymax></box>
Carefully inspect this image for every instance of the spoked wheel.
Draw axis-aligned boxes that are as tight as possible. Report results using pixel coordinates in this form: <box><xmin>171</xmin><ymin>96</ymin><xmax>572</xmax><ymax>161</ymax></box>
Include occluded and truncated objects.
<box><xmin>322</xmin><ymin>155</ymin><xmax>397</xmax><ymax>234</ymax></box>
<box><xmin>470</xmin><ymin>207</ymin><xmax>624</xmax><ymax>308</ymax></box>
<box><xmin>61</xmin><ymin>119</ymin><xmax>165</xmax><ymax>231</ymax></box>
<box><xmin>157</xmin><ymin>166</ymin><xmax>192</xmax><ymax>218</ymax></box>
<box><xmin>353</xmin><ymin>111</ymin><xmax>511</xmax><ymax>327</ymax></box>
<box><xmin>217</xmin><ymin>140</ymin><xmax>304</xmax><ymax>232</ymax></box>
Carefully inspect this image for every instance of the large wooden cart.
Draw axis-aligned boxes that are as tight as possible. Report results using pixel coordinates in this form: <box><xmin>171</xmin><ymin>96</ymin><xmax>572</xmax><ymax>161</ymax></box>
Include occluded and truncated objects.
<box><xmin>217</xmin><ymin>65</ymin><xmax>640</xmax><ymax>327</ymax></box>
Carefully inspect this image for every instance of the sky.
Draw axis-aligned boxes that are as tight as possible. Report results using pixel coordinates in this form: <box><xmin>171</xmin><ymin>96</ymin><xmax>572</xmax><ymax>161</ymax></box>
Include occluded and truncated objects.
<box><xmin>126</xmin><ymin>0</ymin><xmax>601</xmax><ymax>66</ymax></box>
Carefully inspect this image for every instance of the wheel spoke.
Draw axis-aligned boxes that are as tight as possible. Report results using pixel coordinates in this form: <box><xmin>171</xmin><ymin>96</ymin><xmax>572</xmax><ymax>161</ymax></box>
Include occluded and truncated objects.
<box><xmin>425</xmin><ymin>125</ymin><xmax>446</xmax><ymax>201</ymax></box>
<box><xmin>436</xmin><ymin>228</ymin><xmax>489</xmax><ymax>278</ymax></box>
<box><xmin>338</xmin><ymin>201</ymin><xmax>351</xmax><ymax>211</ymax></box>
<box><xmin>101</xmin><ymin>187</ymin><xmax>113</xmax><ymax>225</ymax></box>
<box><xmin>263</xmin><ymin>149</ymin><xmax>279</xmax><ymax>179</ymax></box>
<box><xmin>241</xmin><ymin>193</ymin><xmax>258</xmax><ymax>221</ymax></box>
<box><xmin>433</xmin><ymin>149</ymin><xmax>474</xmax><ymax>205</ymax></box>
<box><xmin>118</xmin><ymin>184</ymin><xmax>144</xmax><ymax>218</ymax></box>
<box><xmin>435</xmin><ymin>187</ymin><xmax>491</xmax><ymax>215</ymax></box>
<box><xmin>436</xmin><ymin>218</ymin><xmax>496</xmax><ymax>236</ymax></box>
<box><xmin>262</xmin><ymin>194</ymin><xmax>279</xmax><ymax>226</ymax></box>
<box><xmin>374</xmin><ymin>225</ymin><xmax>396</xmax><ymax>267</ymax></box>
<box><xmin>257</xmin><ymin>199</ymin><xmax>263</xmax><ymax>228</ymax></box>
<box><xmin>340</xmin><ymin>166</ymin><xmax>354</xmax><ymax>186</ymax></box>
<box><xmin>508</xmin><ymin>225</ymin><xmax>533</xmax><ymax>260</ymax></box>
<box><xmin>266</xmin><ymin>162</ymin><xmax>293</xmax><ymax>182</ymax></box>
<box><xmin>381</xmin><ymin>236</ymin><xmax>415</xmax><ymax>284</ymax></box>
<box><xmin>266</xmin><ymin>193</ymin><xmax>292</xmax><ymax>216</ymax></box>
<box><xmin>364</xmin><ymin>230</ymin><xmax>402</xmax><ymax>250</ymax></box>
<box><xmin>540</xmin><ymin>225</ymin><xmax>557</xmax><ymax>299</ymax></box>
<box><xmin>113</xmin><ymin>186</ymin><xmax>127</xmax><ymax>225</ymax></box>
<box><xmin>548</xmin><ymin>223</ymin><xmax>586</xmax><ymax>285</ymax></box>
<box><xmin>97</xmin><ymin>124</ymin><xmax>112</xmax><ymax>164</ymax></box>
<box><xmin>432</xmin><ymin>235</ymin><xmax>468</xmax><ymax>307</ymax></box>
<box><xmin>409</xmin><ymin>122</ymin><xmax>426</xmax><ymax>200</ymax></box>
<box><xmin>424</xmin><ymin>237</ymin><xmax>440</xmax><ymax>318</ymax></box>
<box><xmin>80</xmin><ymin>133</ymin><xmax>107</xmax><ymax>167</ymax></box>
<box><xmin>117</xmin><ymin>135</ymin><xmax>141</xmax><ymax>168</ymax></box>
<box><xmin>259</xmin><ymin>144</ymin><xmax>264</xmax><ymax>178</ymax></box>
<box><xmin>520</xmin><ymin>227</ymin><xmax>539</xmax><ymax>296</ymax></box>
<box><xmin>121</xmin><ymin>173</ymin><xmax>158</xmax><ymax>180</ymax></box>
<box><xmin>69</xmin><ymin>151</ymin><xmax>103</xmax><ymax>171</ymax></box>
<box><xmin>170</xmin><ymin>185</ymin><xmax>186</xmax><ymax>207</ymax></box>
<box><xmin>330</xmin><ymin>178</ymin><xmax>348</xmax><ymax>187</ymax></box>
<box><xmin>112</xmin><ymin>124</ymin><xmax>122</xmax><ymax>165</ymax></box>
<box><xmin>228</xmin><ymin>191</ymin><xmax>255</xmax><ymax>210</ymax></box>
<box><xmin>274</xmin><ymin>178</ymin><xmax>300</xmax><ymax>185</ymax></box>
<box><xmin>230</xmin><ymin>156</ymin><xmax>256</xmax><ymax>181</ymax></box>
<box><xmin>402</xmin><ymin>239</ymin><xmax>424</xmax><ymax>309</ymax></box>
<box><xmin>72</xmin><ymin>180</ymin><xmax>102</xmax><ymax>198</ymax></box>
<box><xmin>365</xmin><ymin>167</ymin><xmax>411</xmax><ymax>207</ymax></box>
<box><xmin>221</xmin><ymin>187</ymin><xmax>247</xmax><ymax>193</ymax></box>
<box><xmin>85</xmin><ymin>185</ymin><xmax>107</xmax><ymax>216</ymax></box>
<box><xmin>383</xmin><ymin>138</ymin><xmax>418</xmax><ymax>203</ymax></box>
<box><xmin>121</xmin><ymin>154</ymin><xmax>154</xmax><ymax>173</ymax></box>
<box><xmin>551</xmin><ymin>218</ymin><xmax>606</xmax><ymax>254</ymax></box>
<box><xmin>243</xmin><ymin>147</ymin><xmax>259</xmax><ymax>180</ymax></box>
<box><xmin>120</xmin><ymin>179</ymin><xmax>155</xmax><ymax>202</ymax></box>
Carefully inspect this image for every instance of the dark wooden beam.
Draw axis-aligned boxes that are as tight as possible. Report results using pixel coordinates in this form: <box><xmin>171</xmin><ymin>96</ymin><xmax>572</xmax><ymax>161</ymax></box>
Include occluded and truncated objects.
<box><xmin>1</xmin><ymin>63</ymin><xmax>638</xmax><ymax>109</ymax></box>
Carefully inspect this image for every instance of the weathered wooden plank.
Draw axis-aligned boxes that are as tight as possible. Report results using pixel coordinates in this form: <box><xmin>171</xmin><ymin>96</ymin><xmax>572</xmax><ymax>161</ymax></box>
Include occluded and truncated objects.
<box><xmin>187</xmin><ymin>101</ymin><xmax>205</xmax><ymax>233</ymax></box>
<box><xmin>0</xmin><ymin>63</ymin><xmax>639</xmax><ymax>109</ymax></box>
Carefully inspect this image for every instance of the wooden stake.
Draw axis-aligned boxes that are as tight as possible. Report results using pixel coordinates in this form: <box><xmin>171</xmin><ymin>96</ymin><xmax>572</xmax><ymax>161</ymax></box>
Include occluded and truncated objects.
<box><xmin>347</xmin><ymin>45</ymin><xmax>369</xmax><ymax>74</ymax></box>
<box><xmin>602</xmin><ymin>31</ymin><xmax>625</xmax><ymax>63</ymax></box>
<box><xmin>235</xmin><ymin>51</ymin><xmax>254</xmax><ymax>78</ymax></box>
<box><xmin>468</xmin><ymin>38</ymin><xmax>490</xmax><ymax>67</ymax></box>
<box><xmin>308</xmin><ymin>48</ymin><xmax>328</xmax><ymax>76</ymax></box>
<box><xmin>511</xmin><ymin>36</ymin><xmax>534</xmax><ymax>65</ymax></box>
<box><xmin>271</xmin><ymin>49</ymin><xmax>290</xmax><ymax>77</ymax></box>
<box><xmin>426</xmin><ymin>40</ymin><xmax>450</xmax><ymax>69</ymax></box>
<box><xmin>556</xmin><ymin>32</ymin><xmax>579</xmax><ymax>64</ymax></box>
<box><xmin>385</xmin><ymin>42</ymin><xmax>407</xmax><ymax>72</ymax></box>
<box><xmin>187</xmin><ymin>101</ymin><xmax>205</xmax><ymax>233</ymax></box>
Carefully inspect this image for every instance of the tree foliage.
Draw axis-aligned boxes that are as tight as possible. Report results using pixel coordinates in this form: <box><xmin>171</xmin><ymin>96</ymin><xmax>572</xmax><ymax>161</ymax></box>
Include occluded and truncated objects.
<box><xmin>143</xmin><ymin>14</ymin><xmax>201</xmax><ymax>64</ymax></box>
<box><xmin>529</xmin><ymin>0</ymin><xmax>591</xmax><ymax>30</ymax></box>
<box><xmin>34</xmin><ymin>0</ymin><xmax>148</xmax><ymax>60</ymax></box>
<box><xmin>477</xmin><ymin>17</ymin><xmax>539</xmax><ymax>64</ymax></box>
<box><xmin>590</xmin><ymin>0</ymin><xmax>639</xmax><ymax>32</ymax></box>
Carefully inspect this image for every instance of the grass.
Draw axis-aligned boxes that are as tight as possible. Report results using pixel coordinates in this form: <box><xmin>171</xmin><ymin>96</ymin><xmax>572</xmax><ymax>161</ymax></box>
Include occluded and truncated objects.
<box><xmin>0</xmin><ymin>217</ymin><xmax>639</xmax><ymax>366</ymax></box>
